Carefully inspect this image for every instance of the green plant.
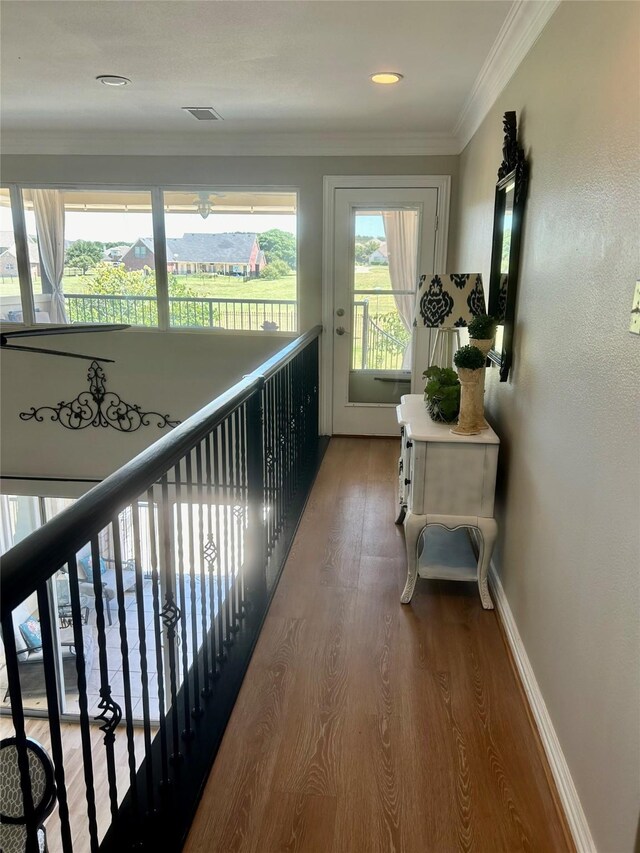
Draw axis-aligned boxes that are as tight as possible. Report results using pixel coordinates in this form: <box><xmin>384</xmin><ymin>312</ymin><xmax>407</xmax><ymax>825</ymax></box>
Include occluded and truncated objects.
<box><xmin>468</xmin><ymin>314</ymin><xmax>497</xmax><ymax>340</ymax></box>
<box><xmin>422</xmin><ymin>366</ymin><xmax>460</xmax><ymax>423</ymax></box>
<box><xmin>454</xmin><ymin>345</ymin><xmax>486</xmax><ymax>371</ymax></box>
<box><xmin>259</xmin><ymin>259</ymin><xmax>291</xmax><ymax>280</ymax></box>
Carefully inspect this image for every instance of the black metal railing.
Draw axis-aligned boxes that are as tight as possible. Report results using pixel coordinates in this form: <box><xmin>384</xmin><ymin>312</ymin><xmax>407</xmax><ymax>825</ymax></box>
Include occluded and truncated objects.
<box><xmin>0</xmin><ymin>326</ymin><xmax>322</xmax><ymax>852</ymax></box>
<box><xmin>65</xmin><ymin>294</ymin><xmax>298</xmax><ymax>332</ymax></box>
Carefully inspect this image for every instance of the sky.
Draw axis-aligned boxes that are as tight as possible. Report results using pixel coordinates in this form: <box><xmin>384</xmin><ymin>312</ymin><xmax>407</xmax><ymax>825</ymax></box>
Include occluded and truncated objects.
<box><xmin>1</xmin><ymin>207</ymin><xmax>383</xmax><ymax>243</ymax></box>
<box><xmin>21</xmin><ymin>211</ymin><xmax>297</xmax><ymax>243</ymax></box>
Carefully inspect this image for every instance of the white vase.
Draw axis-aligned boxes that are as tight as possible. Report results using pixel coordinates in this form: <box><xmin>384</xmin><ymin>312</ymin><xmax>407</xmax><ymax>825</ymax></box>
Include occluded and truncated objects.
<box><xmin>451</xmin><ymin>367</ymin><xmax>483</xmax><ymax>435</ymax></box>
<box><xmin>469</xmin><ymin>336</ymin><xmax>494</xmax><ymax>430</ymax></box>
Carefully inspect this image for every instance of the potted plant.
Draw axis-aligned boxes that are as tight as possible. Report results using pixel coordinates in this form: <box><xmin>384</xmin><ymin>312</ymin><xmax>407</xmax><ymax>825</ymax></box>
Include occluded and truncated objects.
<box><xmin>467</xmin><ymin>314</ymin><xmax>497</xmax><ymax>430</ymax></box>
<box><xmin>451</xmin><ymin>345</ymin><xmax>486</xmax><ymax>435</ymax></box>
<box><xmin>467</xmin><ymin>314</ymin><xmax>497</xmax><ymax>347</ymax></box>
<box><xmin>422</xmin><ymin>366</ymin><xmax>460</xmax><ymax>423</ymax></box>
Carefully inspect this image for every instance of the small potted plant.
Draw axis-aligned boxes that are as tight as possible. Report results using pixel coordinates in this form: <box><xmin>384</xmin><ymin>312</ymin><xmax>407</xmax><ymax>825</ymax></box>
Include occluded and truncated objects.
<box><xmin>422</xmin><ymin>366</ymin><xmax>460</xmax><ymax>423</ymax></box>
<box><xmin>467</xmin><ymin>314</ymin><xmax>497</xmax><ymax>349</ymax></box>
<box><xmin>451</xmin><ymin>345</ymin><xmax>486</xmax><ymax>435</ymax></box>
<box><xmin>467</xmin><ymin>314</ymin><xmax>497</xmax><ymax>430</ymax></box>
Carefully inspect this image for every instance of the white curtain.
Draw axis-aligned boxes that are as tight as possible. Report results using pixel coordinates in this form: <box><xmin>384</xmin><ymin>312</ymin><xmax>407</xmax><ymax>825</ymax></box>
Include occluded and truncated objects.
<box><xmin>382</xmin><ymin>210</ymin><xmax>418</xmax><ymax>368</ymax></box>
<box><xmin>32</xmin><ymin>189</ymin><xmax>68</xmax><ymax>323</ymax></box>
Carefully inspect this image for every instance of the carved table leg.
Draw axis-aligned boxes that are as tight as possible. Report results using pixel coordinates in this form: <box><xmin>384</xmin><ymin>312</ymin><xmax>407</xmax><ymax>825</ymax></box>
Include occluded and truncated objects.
<box><xmin>401</xmin><ymin>512</ymin><xmax>425</xmax><ymax>604</ymax></box>
<box><xmin>475</xmin><ymin>516</ymin><xmax>498</xmax><ymax>610</ymax></box>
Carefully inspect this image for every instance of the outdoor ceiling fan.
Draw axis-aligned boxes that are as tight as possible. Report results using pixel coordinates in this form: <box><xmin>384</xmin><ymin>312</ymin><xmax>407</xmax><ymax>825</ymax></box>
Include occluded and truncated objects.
<box><xmin>0</xmin><ymin>324</ymin><xmax>130</xmax><ymax>363</ymax></box>
<box><xmin>194</xmin><ymin>191</ymin><xmax>225</xmax><ymax>219</ymax></box>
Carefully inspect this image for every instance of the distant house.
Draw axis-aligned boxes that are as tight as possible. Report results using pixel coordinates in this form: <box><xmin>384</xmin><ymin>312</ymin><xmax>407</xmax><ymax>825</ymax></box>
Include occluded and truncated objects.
<box><xmin>119</xmin><ymin>237</ymin><xmax>155</xmax><ymax>271</ymax></box>
<box><xmin>103</xmin><ymin>244</ymin><xmax>131</xmax><ymax>263</ymax></box>
<box><xmin>0</xmin><ymin>231</ymin><xmax>15</xmax><ymax>254</ymax></box>
<box><xmin>0</xmin><ymin>237</ymin><xmax>40</xmax><ymax>278</ymax></box>
<box><xmin>120</xmin><ymin>233</ymin><xmax>266</xmax><ymax>277</ymax></box>
<box><xmin>369</xmin><ymin>242</ymin><xmax>388</xmax><ymax>265</ymax></box>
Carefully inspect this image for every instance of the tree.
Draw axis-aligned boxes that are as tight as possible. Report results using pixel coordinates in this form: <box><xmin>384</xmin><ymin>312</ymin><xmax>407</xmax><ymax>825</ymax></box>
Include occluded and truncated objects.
<box><xmin>259</xmin><ymin>259</ymin><xmax>291</xmax><ymax>280</ymax></box>
<box><xmin>75</xmin><ymin>263</ymin><xmax>200</xmax><ymax>325</ymax></box>
<box><xmin>258</xmin><ymin>229</ymin><xmax>296</xmax><ymax>268</ymax></box>
<box><xmin>65</xmin><ymin>240</ymin><xmax>103</xmax><ymax>273</ymax></box>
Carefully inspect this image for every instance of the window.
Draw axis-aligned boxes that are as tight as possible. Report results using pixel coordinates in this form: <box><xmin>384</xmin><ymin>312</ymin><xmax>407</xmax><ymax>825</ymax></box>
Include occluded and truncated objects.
<box><xmin>22</xmin><ymin>189</ymin><xmax>155</xmax><ymax>325</ymax></box>
<box><xmin>162</xmin><ymin>190</ymin><xmax>298</xmax><ymax>331</ymax></box>
<box><xmin>5</xmin><ymin>185</ymin><xmax>298</xmax><ymax>333</ymax></box>
<box><xmin>0</xmin><ymin>188</ymin><xmax>23</xmax><ymax>322</ymax></box>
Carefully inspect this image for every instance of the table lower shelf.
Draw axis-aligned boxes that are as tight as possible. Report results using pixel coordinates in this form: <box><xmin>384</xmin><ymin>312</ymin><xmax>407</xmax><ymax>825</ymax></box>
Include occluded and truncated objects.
<box><xmin>417</xmin><ymin>525</ymin><xmax>478</xmax><ymax>582</ymax></box>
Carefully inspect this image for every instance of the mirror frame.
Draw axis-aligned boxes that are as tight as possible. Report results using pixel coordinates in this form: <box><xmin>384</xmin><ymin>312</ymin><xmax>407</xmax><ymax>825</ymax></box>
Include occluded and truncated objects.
<box><xmin>487</xmin><ymin>111</ymin><xmax>529</xmax><ymax>381</ymax></box>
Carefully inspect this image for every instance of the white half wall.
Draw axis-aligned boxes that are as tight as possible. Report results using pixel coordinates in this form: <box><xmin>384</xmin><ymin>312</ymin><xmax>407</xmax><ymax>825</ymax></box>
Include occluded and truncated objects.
<box><xmin>453</xmin><ymin>2</ymin><xmax>640</xmax><ymax>850</ymax></box>
<box><xmin>0</xmin><ymin>329</ymin><xmax>290</xmax><ymax>481</ymax></box>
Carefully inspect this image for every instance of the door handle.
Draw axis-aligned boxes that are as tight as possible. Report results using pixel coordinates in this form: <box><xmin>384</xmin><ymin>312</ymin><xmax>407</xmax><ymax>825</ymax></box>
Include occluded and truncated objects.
<box><xmin>336</xmin><ymin>327</ymin><xmax>346</xmax><ymax>336</ymax></box>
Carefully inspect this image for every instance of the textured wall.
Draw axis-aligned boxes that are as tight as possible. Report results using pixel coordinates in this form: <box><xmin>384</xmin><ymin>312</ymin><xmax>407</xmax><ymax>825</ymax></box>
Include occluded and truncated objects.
<box><xmin>453</xmin><ymin>3</ymin><xmax>640</xmax><ymax>850</ymax></box>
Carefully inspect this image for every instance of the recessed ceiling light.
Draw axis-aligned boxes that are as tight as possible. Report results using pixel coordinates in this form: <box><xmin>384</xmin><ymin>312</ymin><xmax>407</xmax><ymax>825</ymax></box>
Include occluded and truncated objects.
<box><xmin>96</xmin><ymin>75</ymin><xmax>131</xmax><ymax>87</ymax></box>
<box><xmin>370</xmin><ymin>72</ymin><xmax>403</xmax><ymax>85</ymax></box>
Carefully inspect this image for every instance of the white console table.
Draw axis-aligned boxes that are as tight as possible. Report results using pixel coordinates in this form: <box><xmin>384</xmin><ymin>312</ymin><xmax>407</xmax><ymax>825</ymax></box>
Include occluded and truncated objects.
<box><xmin>396</xmin><ymin>394</ymin><xmax>500</xmax><ymax>609</ymax></box>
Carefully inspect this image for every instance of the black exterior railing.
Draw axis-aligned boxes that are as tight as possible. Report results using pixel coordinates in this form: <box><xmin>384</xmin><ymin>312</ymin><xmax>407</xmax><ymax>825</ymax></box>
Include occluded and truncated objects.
<box><xmin>0</xmin><ymin>326</ymin><xmax>322</xmax><ymax>852</ymax></box>
<box><xmin>65</xmin><ymin>293</ymin><xmax>298</xmax><ymax>332</ymax></box>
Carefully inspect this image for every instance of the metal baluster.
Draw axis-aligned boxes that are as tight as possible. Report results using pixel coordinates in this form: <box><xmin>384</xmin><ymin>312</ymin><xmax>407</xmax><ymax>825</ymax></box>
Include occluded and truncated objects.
<box><xmin>35</xmin><ymin>580</ymin><xmax>73</xmax><ymax>853</ymax></box>
<box><xmin>185</xmin><ymin>451</ymin><xmax>202</xmax><ymax>716</ymax></box>
<box><xmin>111</xmin><ymin>518</ymin><xmax>140</xmax><ymax>826</ymax></box>
<box><xmin>221</xmin><ymin>418</ymin><xmax>234</xmax><ymax>648</ymax></box>
<box><xmin>238</xmin><ymin>404</ymin><xmax>248</xmax><ymax>616</ymax></box>
<box><xmin>130</xmin><ymin>501</ymin><xmax>155</xmax><ymax>815</ymax></box>
<box><xmin>246</xmin><ymin>380</ymin><xmax>267</xmax><ymax>613</ymax></box>
<box><xmin>147</xmin><ymin>488</ymin><xmax>169</xmax><ymax>787</ymax></box>
<box><xmin>62</xmin><ymin>553</ymin><xmax>101</xmax><ymax>851</ymax></box>
<box><xmin>174</xmin><ymin>462</ymin><xmax>193</xmax><ymax>738</ymax></box>
<box><xmin>229</xmin><ymin>409</ymin><xmax>240</xmax><ymax>631</ymax></box>
<box><xmin>159</xmin><ymin>476</ymin><xmax>181</xmax><ymax>761</ymax></box>
<box><xmin>195</xmin><ymin>442</ymin><xmax>212</xmax><ymax>696</ymax></box>
<box><xmin>90</xmin><ymin>535</ymin><xmax>121</xmax><ymax>822</ymax></box>
<box><xmin>233</xmin><ymin>406</ymin><xmax>243</xmax><ymax>625</ymax></box>
<box><xmin>204</xmin><ymin>430</ymin><xmax>219</xmax><ymax>679</ymax></box>
<box><xmin>265</xmin><ymin>376</ymin><xmax>274</xmax><ymax>554</ymax></box>
<box><xmin>213</xmin><ymin>426</ymin><xmax>226</xmax><ymax>663</ymax></box>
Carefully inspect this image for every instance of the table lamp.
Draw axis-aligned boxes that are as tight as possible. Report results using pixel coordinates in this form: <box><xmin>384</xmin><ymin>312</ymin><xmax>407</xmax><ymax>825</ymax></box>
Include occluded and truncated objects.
<box><xmin>413</xmin><ymin>273</ymin><xmax>486</xmax><ymax>372</ymax></box>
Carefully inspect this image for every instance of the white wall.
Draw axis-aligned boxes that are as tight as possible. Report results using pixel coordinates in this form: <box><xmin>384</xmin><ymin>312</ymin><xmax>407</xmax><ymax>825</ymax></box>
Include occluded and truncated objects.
<box><xmin>0</xmin><ymin>328</ymin><xmax>288</xmax><ymax>481</ymax></box>
<box><xmin>453</xmin><ymin>3</ymin><xmax>640</xmax><ymax>850</ymax></box>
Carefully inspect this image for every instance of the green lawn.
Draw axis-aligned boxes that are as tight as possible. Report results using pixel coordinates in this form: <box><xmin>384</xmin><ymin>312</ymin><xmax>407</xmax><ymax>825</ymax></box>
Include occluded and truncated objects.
<box><xmin>17</xmin><ymin>272</ymin><xmax>298</xmax><ymax>301</ymax></box>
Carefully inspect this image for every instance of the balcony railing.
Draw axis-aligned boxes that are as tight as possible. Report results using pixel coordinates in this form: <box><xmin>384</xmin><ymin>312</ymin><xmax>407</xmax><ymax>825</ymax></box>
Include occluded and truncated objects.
<box><xmin>0</xmin><ymin>327</ymin><xmax>322</xmax><ymax>852</ymax></box>
<box><xmin>353</xmin><ymin>299</ymin><xmax>409</xmax><ymax>370</ymax></box>
<box><xmin>65</xmin><ymin>294</ymin><xmax>298</xmax><ymax>332</ymax></box>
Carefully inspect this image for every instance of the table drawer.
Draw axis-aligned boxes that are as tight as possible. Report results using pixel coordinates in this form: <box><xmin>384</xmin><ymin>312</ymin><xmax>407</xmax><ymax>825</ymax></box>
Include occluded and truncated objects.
<box><xmin>422</xmin><ymin>442</ymin><xmax>498</xmax><ymax>516</ymax></box>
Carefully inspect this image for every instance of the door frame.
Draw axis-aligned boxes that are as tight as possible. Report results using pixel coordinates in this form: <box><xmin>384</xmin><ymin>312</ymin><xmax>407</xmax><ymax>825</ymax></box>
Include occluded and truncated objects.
<box><xmin>321</xmin><ymin>174</ymin><xmax>451</xmax><ymax>435</ymax></box>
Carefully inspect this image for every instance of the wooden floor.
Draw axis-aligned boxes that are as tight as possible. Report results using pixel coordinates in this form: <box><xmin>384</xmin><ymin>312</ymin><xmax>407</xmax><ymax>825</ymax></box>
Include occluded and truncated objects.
<box><xmin>9</xmin><ymin>717</ymin><xmax>151</xmax><ymax>853</ymax></box>
<box><xmin>182</xmin><ymin>437</ymin><xmax>573</xmax><ymax>853</ymax></box>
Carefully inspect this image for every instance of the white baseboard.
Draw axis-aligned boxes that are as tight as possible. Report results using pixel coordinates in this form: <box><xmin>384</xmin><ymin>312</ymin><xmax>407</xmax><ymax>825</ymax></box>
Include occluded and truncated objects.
<box><xmin>488</xmin><ymin>563</ymin><xmax>597</xmax><ymax>853</ymax></box>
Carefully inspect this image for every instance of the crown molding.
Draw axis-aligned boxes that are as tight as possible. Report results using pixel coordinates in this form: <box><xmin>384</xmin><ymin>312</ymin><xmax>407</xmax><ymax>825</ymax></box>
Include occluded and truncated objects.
<box><xmin>0</xmin><ymin>130</ymin><xmax>459</xmax><ymax>158</ymax></box>
<box><xmin>454</xmin><ymin>0</ymin><xmax>561</xmax><ymax>151</ymax></box>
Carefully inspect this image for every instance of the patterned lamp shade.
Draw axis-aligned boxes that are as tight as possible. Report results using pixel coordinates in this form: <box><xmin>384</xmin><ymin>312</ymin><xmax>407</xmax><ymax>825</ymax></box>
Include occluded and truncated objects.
<box><xmin>414</xmin><ymin>273</ymin><xmax>486</xmax><ymax>328</ymax></box>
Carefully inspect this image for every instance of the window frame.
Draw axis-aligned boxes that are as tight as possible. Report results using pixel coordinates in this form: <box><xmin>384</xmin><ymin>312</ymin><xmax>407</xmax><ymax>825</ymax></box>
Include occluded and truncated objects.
<box><xmin>0</xmin><ymin>182</ymin><xmax>299</xmax><ymax>336</ymax></box>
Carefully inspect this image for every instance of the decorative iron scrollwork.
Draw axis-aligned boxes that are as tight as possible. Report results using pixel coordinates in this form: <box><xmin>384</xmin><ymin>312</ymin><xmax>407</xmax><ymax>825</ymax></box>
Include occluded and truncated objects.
<box><xmin>161</xmin><ymin>597</ymin><xmax>181</xmax><ymax>633</ymax></box>
<box><xmin>265</xmin><ymin>449</ymin><xmax>274</xmax><ymax>470</ymax></box>
<box><xmin>232</xmin><ymin>505</ymin><xmax>245</xmax><ymax>520</ymax></box>
<box><xmin>203</xmin><ymin>535</ymin><xmax>218</xmax><ymax>565</ymax></box>
<box><xmin>19</xmin><ymin>360</ymin><xmax>180</xmax><ymax>432</ymax></box>
<box><xmin>498</xmin><ymin>110</ymin><xmax>528</xmax><ymax>203</ymax></box>
<box><xmin>95</xmin><ymin>688</ymin><xmax>122</xmax><ymax>742</ymax></box>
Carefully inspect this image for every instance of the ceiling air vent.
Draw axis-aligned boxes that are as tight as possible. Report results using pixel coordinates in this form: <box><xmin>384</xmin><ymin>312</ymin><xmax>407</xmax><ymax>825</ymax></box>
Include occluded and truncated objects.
<box><xmin>182</xmin><ymin>107</ymin><xmax>223</xmax><ymax>121</ymax></box>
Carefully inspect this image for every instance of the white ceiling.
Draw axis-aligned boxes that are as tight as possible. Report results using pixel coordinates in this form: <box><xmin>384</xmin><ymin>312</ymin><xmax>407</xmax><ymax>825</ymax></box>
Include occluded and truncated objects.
<box><xmin>0</xmin><ymin>0</ymin><xmax>557</xmax><ymax>155</ymax></box>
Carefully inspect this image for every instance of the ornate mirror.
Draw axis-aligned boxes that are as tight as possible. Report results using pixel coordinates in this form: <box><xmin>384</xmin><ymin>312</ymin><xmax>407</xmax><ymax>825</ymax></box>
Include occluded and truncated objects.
<box><xmin>487</xmin><ymin>111</ymin><xmax>529</xmax><ymax>381</ymax></box>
